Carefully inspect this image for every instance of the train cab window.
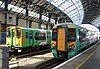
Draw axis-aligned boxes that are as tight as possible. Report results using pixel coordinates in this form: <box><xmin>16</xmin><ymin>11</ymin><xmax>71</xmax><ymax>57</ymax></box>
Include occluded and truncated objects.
<box><xmin>16</xmin><ymin>28</ymin><xmax>21</xmax><ymax>38</ymax></box>
<box><xmin>52</xmin><ymin>31</ymin><xmax>57</xmax><ymax>41</ymax></box>
<box><xmin>35</xmin><ymin>32</ymin><xmax>46</xmax><ymax>40</ymax></box>
<box><xmin>68</xmin><ymin>28</ymin><xmax>76</xmax><ymax>41</ymax></box>
<box><xmin>6</xmin><ymin>28</ymin><xmax>10</xmax><ymax>37</ymax></box>
<box><xmin>26</xmin><ymin>32</ymin><xmax>29</xmax><ymax>38</ymax></box>
<box><xmin>12</xmin><ymin>29</ymin><xmax>15</xmax><ymax>37</ymax></box>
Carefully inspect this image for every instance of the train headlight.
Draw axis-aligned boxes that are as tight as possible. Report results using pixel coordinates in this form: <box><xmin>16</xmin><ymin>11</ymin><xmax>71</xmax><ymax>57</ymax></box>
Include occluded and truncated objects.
<box><xmin>7</xmin><ymin>43</ymin><xmax>10</xmax><ymax>45</ymax></box>
<box><xmin>52</xmin><ymin>43</ymin><xmax>56</xmax><ymax>47</ymax></box>
<box><xmin>16</xmin><ymin>43</ymin><xmax>20</xmax><ymax>47</ymax></box>
<box><xmin>68</xmin><ymin>44</ymin><xmax>75</xmax><ymax>49</ymax></box>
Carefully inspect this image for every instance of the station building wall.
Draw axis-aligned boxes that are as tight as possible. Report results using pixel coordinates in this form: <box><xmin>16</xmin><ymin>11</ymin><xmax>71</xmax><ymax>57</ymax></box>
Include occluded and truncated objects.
<box><xmin>0</xmin><ymin>13</ymin><xmax>39</xmax><ymax>28</ymax></box>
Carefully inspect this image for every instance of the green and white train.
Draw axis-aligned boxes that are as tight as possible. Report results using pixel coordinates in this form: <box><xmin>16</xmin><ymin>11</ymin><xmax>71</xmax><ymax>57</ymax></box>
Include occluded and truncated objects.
<box><xmin>6</xmin><ymin>26</ymin><xmax>52</xmax><ymax>52</ymax></box>
<box><xmin>51</xmin><ymin>23</ymin><xmax>98</xmax><ymax>59</ymax></box>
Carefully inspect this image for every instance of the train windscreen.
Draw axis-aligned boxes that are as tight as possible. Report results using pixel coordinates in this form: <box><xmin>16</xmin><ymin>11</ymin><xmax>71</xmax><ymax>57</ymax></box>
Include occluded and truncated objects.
<box><xmin>68</xmin><ymin>28</ymin><xmax>76</xmax><ymax>41</ymax></box>
<box><xmin>52</xmin><ymin>29</ymin><xmax>57</xmax><ymax>41</ymax></box>
<box><xmin>16</xmin><ymin>28</ymin><xmax>21</xmax><ymax>38</ymax></box>
<box><xmin>35</xmin><ymin>32</ymin><xmax>46</xmax><ymax>40</ymax></box>
<box><xmin>6</xmin><ymin>28</ymin><xmax>10</xmax><ymax>37</ymax></box>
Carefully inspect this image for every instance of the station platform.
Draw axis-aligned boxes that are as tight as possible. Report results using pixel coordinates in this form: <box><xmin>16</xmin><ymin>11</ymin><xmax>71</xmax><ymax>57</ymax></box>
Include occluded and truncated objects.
<box><xmin>80</xmin><ymin>42</ymin><xmax>100</xmax><ymax>69</ymax></box>
<box><xmin>52</xmin><ymin>41</ymin><xmax>100</xmax><ymax>69</ymax></box>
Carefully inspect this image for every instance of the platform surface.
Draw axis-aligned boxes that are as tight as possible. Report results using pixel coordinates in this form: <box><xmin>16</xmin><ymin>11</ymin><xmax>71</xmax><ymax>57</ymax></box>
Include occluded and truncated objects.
<box><xmin>80</xmin><ymin>42</ymin><xmax>100</xmax><ymax>69</ymax></box>
<box><xmin>53</xmin><ymin>42</ymin><xmax>100</xmax><ymax>69</ymax></box>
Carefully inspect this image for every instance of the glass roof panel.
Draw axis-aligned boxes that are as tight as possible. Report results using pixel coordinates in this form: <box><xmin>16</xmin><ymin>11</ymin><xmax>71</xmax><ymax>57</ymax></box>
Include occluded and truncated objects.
<box><xmin>42</xmin><ymin>15</ymin><xmax>49</xmax><ymax>21</ymax></box>
<box><xmin>16</xmin><ymin>7</ymin><xmax>23</xmax><ymax>13</ymax></box>
<box><xmin>34</xmin><ymin>14</ymin><xmax>39</xmax><ymax>18</ymax></box>
<box><xmin>47</xmin><ymin>0</ymin><xmax>64</xmax><ymax>7</ymax></box>
<box><xmin>58</xmin><ymin>1</ymin><xmax>73</xmax><ymax>10</ymax></box>
<box><xmin>68</xmin><ymin>10</ymin><xmax>78</xmax><ymax>15</ymax></box>
<box><xmin>8</xmin><ymin>4</ymin><xmax>14</xmax><ymax>10</ymax></box>
<box><xmin>30</xmin><ymin>12</ymin><xmax>37</xmax><ymax>17</ymax></box>
<box><xmin>0</xmin><ymin>1</ymin><xmax>2</xmax><ymax>5</ymax></box>
<box><xmin>51</xmin><ymin>18</ymin><xmax>55</xmax><ymax>23</ymax></box>
<box><xmin>47</xmin><ymin>0</ymin><xmax>84</xmax><ymax>25</ymax></box>
<box><xmin>92</xmin><ymin>15</ymin><xmax>100</xmax><ymax>27</ymax></box>
<box><xmin>1</xmin><ymin>3</ymin><xmax>4</xmax><ymax>8</ymax></box>
<box><xmin>21</xmin><ymin>9</ymin><xmax>26</xmax><ymax>14</ymax></box>
<box><xmin>12</xmin><ymin>6</ymin><xmax>19</xmax><ymax>12</ymax></box>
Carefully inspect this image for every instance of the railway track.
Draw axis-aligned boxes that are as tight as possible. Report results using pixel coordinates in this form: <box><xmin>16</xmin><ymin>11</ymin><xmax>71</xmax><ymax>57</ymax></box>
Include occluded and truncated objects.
<box><xmin>9</xmin><ymin>52</ymin><xmax>53</xmax><ymax>69</ymax></box>
<box><xmin>10</xmin><ymin>49</ymin><xmax>51</xmax><ymax>60</ymax></box>
<box><xmin>34</xmin><ymin>58</ymin><xmax>66</xmax><ymax>69</ymax></box>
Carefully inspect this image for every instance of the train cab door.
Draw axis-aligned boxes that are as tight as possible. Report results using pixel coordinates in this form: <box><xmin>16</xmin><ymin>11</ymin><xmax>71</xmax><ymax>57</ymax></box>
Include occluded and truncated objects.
<box><xmin>47</xmin><ymin>31</ymin><xmax>51</xmax><ymax>44</ymax></box>
<box><xmin>57</xmin><ymin>28</ymin><xmax>65</xmax><ymax>51</ymax></box>
<box><xmin>12</xmin><ymin>29</ymin><xmax>16</xmax><ymax>46</ymax></box>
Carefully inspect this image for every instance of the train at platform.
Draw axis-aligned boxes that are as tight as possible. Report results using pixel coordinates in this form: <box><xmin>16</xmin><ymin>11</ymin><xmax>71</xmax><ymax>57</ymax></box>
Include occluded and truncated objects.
<box><xmin>6</xmin><ymin>26</ymin><xmax>52</xmax><ymax>53</ymax></box>
<box><xmin>51</xmin><ymin>23</ymin><xmax>98</xmax><ymax>59</ymax></box>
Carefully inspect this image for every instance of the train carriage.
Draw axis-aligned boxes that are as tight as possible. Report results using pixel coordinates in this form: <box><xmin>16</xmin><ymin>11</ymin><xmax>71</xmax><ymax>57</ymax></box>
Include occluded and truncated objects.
<box><xmin>51</xmin><ymin>23</ymin><xmax>97</xmax><ymax>59</ymax></box>
<box><xmin>6</xmin><ymin>26</ymin><xmax>52</xmax><ymax>52</ymax></box>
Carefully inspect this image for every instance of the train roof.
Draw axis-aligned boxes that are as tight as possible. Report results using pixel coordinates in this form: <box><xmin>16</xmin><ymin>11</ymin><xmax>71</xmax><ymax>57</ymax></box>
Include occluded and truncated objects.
<box><xmin>7</xmin><ymin>26</ymin><xmax>52</xmax><ymax>32</ymax></box>
<box><xmin>53</xmin><ymin>23</ymin><xmax>76</xmax><ymax>29</ymax></box>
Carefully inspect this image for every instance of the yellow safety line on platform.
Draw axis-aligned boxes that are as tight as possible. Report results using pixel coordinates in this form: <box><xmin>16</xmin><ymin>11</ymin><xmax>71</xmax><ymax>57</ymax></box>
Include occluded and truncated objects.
<box><xmin>75</xmin><ymin>47</ymin><xmax>97</xmax><ymax>69</ymax></box>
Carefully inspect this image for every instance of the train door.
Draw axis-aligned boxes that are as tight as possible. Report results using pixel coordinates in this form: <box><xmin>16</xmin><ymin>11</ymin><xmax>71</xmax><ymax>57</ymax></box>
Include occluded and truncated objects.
<box><xmin>57</xmin><ymin>28</ymin><xmax>65</xmax><ymax>51</ymax></box>
<box><xmin>6</xmin><ymin>28</ymin><xmax>12</xmax><ymax>45</ymax></box>
<box><xmin>12</xmin><ymin>29</ymin><xmax>16</xmax><ymax>46</ymax></box>
<box><xmin>29</xmin><ymin>31</ymin><xmax>33</xmax><ymax>46</ymax></box>
<box><xmin>24</xmin><ymin>31</ymin><xmax>29</xmax><ymax>47</ymax></box>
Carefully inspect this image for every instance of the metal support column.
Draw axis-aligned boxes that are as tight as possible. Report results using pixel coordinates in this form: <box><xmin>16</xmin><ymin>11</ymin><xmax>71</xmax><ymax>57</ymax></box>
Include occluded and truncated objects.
<box><xmin>58</xmin><ymin>18</ymin><xmax>63</xmax><ymax>23</ymax></box>
<box><xmin>0</xmin><ymin>46</ymin><xmax>9</xmax><ymax>69</ymax></box>
<box><xmin>29</xmin><ymin>20</ymin><xmax>32</xmax><ymax>28</ymax></box>
<box><xmin>4</xmin><ymin>0</ymin><xmax>9</xmax><ymax>32</ymax></box>
<box><xmin>39</xmin><ymin>6</ymin><xmax>43</xmax><ymax>29</ymax></box>
<box><xmin>25</xmin><ymin>0</ymin><xmax>29</xmax><ymax>28</ymax></box>
<box><xmin>55</xmin><ymin>17</ymin><xmax>58</xmax><ymax>25</ymax></box>
<box><xmin>47</xmin><ymin>13</ymin><xmax>51</xmax><ymax>30</ymax></box>
<box><xmin>16</xmin><ymin>15</ymin><xmax>19</xmax><ymax>26</ymax></box>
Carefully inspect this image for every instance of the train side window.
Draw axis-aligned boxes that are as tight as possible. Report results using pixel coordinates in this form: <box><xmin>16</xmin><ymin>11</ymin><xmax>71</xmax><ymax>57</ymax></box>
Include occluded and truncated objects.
<box><xmin>52</xmin><ymin>29</ymin><xmax>57</xmax><ymax>41</ymax></box>
<box><xmin>68</xmin><ymin>28</ymin><xmax>76</xmax><ymax>41</ymax></box>
<box><xmin>52</xmin><ymin>32</ymin><xmax>57</xmax><ymax>41</ymax></box>
<box><xmin>26</xmin><ymin>32</ymin><xmax>28</xmax><ymax>38</ymax></box>
<box><xmin>35</xmin><ymin>32</ymin><xmax>46</xmax><ymax>40</ymax></box>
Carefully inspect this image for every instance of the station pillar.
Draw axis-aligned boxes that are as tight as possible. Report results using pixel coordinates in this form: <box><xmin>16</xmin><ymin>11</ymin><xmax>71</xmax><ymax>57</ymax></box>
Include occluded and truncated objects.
<box><xmin>4</xmin><ymin>0</ymin><xmax>9</xmax><ymax>32</ymax></box>
<box><xmin>47</xmin><ymin>13</ymin><xmax>52</xmax><ymax>30</ymax></box>
<box><xmin>16</xmin><ymin>15</ymin><xmax>19</xmax><ymax>26</ymax></box>
<box><xmin>39</xmin><ymin>6</ymin><xmax>43</xmax><ymax>29</ymax></box>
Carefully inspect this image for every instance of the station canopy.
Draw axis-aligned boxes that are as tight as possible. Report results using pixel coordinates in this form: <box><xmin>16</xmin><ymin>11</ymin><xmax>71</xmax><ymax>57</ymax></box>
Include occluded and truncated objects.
<box><xmin>0</xmin><ymin>0</ymin><xmax>68</xmax><ymax>25</ymax></box>
<box><xmin>47</xmin><ymin>0</ymin><xmax>84</xmax><ymax>25</ymax></box>
<box><xmin>0</xmin><ymin>0</ymin><xmax>100</xmax><ymax>29</ymax></box>
<box><xmin>47</xmin><ymin>0</ymin><xmax>100</xmax><ymax>30</ymax></box>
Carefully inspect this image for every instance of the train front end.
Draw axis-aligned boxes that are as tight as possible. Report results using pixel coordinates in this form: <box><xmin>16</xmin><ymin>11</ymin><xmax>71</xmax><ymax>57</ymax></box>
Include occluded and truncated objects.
<box><xmin>6</xmin><ymin>26</ymin><xmax>22</xmax><ymax>52</ymax></box>
<box><xmin>51</xmin><ymin>24</ymin><xmax>76</xmax><ymax>58</ymax></box>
